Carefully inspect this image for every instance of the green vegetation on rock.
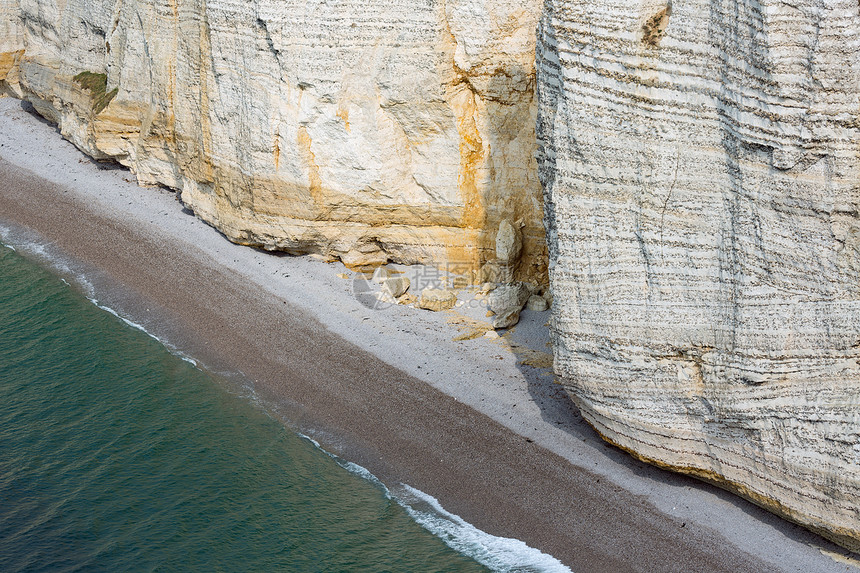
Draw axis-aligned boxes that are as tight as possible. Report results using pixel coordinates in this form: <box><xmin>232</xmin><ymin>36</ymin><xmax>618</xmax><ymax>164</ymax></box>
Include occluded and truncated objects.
<box><xmin>72</xmin><ymin>71</ymin><xmax>118</xmax><ymax>114</ymax></box>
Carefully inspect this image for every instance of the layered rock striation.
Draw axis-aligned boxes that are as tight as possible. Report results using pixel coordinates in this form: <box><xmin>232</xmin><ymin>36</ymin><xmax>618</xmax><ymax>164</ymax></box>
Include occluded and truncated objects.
<box><xmin>537</xmin><ymin>0</ymin><xmax>860</xmax><ymax>550</ymax></box>
<box><xmin>4</xmin><ymin>0</ymin><xmax>860</xmax><ymax>554</ymax></box>
<box><xmin>0</xmin><ymin>0</ymin><xmax>545</xmax><ymax>280</ymax></box>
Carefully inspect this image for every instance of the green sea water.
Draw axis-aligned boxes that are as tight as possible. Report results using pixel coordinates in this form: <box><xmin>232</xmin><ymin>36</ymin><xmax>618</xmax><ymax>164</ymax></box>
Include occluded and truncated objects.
<box><xmin>0</xmin><ymin>243</ymin><xmax>497</xmax><ymax>572</ymax></box>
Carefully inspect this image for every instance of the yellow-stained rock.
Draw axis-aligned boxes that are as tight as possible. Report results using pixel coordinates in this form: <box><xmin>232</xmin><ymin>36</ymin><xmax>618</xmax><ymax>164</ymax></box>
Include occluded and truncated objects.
<box><xmin>2</xmin><ymin>0</ymin><xmax>547</xmax><ymax>284</ymax></box>
<box><xmin>418</xmin><ymin>288</ymin><xmax>458</xmax><ymax>312</ymax></box>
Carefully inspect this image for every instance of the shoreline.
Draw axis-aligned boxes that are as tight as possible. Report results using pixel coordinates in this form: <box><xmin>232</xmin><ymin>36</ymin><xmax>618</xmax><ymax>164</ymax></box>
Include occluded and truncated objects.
<box><xmin>0</xmin><ymin>97</ymin><xmax>854</xmax><ymax>572</ymax></box>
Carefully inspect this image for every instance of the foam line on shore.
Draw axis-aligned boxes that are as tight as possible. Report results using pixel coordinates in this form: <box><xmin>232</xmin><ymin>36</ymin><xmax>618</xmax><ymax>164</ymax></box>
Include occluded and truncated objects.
<box><xmin>0</xmin><ymin>227</ymin><xmax>200</xmax><ymax>368</ymax></box>
<box><xmin>2</xmin><ymin>228</ymin><xmax>572</xmax><ymax>572</ymax></box>
<box><xmin>295</xmin><ymin>427</ymin><xmax>572</xmax><ymax>572</ymax></box>
<box><xmin>328</xmin><ymin>451</ymin><xmax>573</xmax><ymax>572</ymax></box>
<box><xmin>96</xmin><ymin>288</ymin><xmax>574</xmax><ymax>572</ymax></box>
<box><xmin>88</xmin><ymin>299</ymin><xmax>200</xmax><ymax>367</ymax></box>
<box><xmin>1</xmin><ymin>223</ymin><xmax>95</xmax><ymax>298</ymax></box>
<box><xmin>396</xmin><ymin>485</ymin><xmax>572</xmax><ymax>573</ymax></box>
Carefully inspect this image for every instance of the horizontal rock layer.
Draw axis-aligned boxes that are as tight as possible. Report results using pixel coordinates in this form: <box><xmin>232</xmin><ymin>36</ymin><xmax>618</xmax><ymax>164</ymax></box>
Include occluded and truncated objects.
<box><xmin>5</xmin><ymin>0</ymin><xmax>860</xmax><ymax>554</ymax></box>
<box><xmin>537</xmin><ymin>0</ymin><xmax>860</xmax><ymax>551</ymax></box>
<box><xmin>0</xmin><ymin>0</ymin><xmax>546</xmax><ymax>281</ymax></box>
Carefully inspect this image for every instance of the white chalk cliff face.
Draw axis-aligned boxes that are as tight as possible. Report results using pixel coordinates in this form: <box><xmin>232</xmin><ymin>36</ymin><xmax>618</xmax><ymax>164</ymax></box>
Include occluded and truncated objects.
<box><xmin>0</xmin><ymin>0</ymin><xmax>545</xmax><ymax>279</ymax></box>
<box><xmin>537</xmin><ymin>0</ymin><xmax>860</xmax><ymax>551</ymax></box>
<box><xmin>4</xmin><ymin>0</ymin><xmax>860</xmax><ymax>554</ymax></box>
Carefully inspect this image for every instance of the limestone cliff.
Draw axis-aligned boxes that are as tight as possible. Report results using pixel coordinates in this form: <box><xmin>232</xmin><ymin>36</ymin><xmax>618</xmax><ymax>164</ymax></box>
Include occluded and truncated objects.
<box><xmin>0</xmin><ymin>0</ymin><xmax>545</xmax><ymax>280</ymax></box>
<box><xmin>5</xmin><ymin>0</ymin><xmax>860</xmax><ymax>554</ymax></box>
<box><xmin>537</xmin><ymin>0</ymin><xmax>860</xmax><ymax>551</ymax></box>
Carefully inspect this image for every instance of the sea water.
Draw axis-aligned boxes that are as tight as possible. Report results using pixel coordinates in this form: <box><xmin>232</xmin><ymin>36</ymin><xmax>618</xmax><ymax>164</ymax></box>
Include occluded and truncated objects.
<box><xmin>0</xmin><ymin>242</ymin><xmax>569</xmax><ymax>572</ymax></box>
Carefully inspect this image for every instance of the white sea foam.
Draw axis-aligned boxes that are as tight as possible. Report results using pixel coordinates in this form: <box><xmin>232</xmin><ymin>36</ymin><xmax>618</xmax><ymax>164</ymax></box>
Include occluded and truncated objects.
<box><xmin>337</xmin><ymin>459</ymin><xmax>391</xmax><ymax>495</ymax></box>
<box><xmin>0</xmin><ymin>226</ymin><xmax>95</xmax><ymax>297</ymax></box>
<box><xmin>89</xmin><ymin>298</ymin><xmax>153</xmax><ymax>335</ymax></box>
<box><xmin>308</xmin><ymin>442</ymin><xmax>572</xmax><ymax>573</ymax></box>
<box><xmin>3</xmin><ymin>224</ymin><xmax>569</xmax><ymax>572</ymax></box>
<box><xmin>0</xmin><ymin>225</ymin><xmax>14</xmax><ymax>249</ymax></box>
<box><xmin>396</xmin><ymin>484</ymin><xmax>573</xmax><ymax>573</ymax></box>
<box><xmin>2</xmin><ymin>234</ymin><xmax>196</xmax><ymax>367</ymax></box>
<box><xmin>89</xmin><ymin>299</ymin><xmax>200</xmax><ymax>367</ymax></box>
<box><xmin>299</xmin><ymin>433</ymin><xmax>322</xmax><ymax>449</ymax></box>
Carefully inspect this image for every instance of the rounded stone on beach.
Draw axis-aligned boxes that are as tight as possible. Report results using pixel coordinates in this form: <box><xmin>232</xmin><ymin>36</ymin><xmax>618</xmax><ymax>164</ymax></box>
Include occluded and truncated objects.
<box><xmin>492</xmin><ymin>310</ymin><xmax>521</xmax><ymax>330</ymax></box>
<box><xmin>488</xmin><ymin>282</ymin><xmax>531</xmax><ymax>316</ymax></box>
<box><xmin>382</xmin><ymin>276</ymin><xmax>410</xmax><ymax>298</ymax></box>
<box><xmin>418</xmin><ymin>288</ymin><xmax>457</xmax><ymax>312</ymax></box>
<box><xmin>527</xmin><ymin>294</ymin><xmax>548</xmax><ymax>312</ymax></box>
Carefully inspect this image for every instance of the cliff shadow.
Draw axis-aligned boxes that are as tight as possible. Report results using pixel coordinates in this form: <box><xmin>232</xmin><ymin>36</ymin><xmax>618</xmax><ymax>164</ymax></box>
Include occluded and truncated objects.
<box><xmin>18</xmin><ymin>99</ymin><xmax>125</xmax><ymax>173</ymax></box>
<box><xmin>18</xmin><ymin>99</ymin><xmax>57</xmax><ymax>128</ymax></box>
<box><xmin>506</xmin><ymin>307</ymin><xmax>856</xmax><ymax>561</ymax></box>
